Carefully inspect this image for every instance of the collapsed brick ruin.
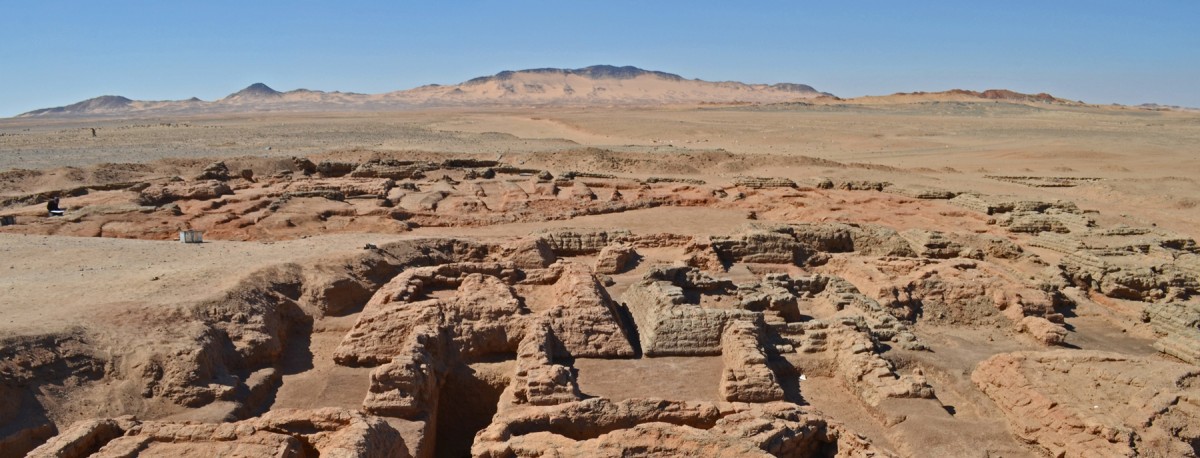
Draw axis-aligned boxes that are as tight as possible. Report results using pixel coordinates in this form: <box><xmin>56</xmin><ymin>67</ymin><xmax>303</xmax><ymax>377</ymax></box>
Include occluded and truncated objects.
<box><xmin>2</xmin><ymin>157</ymin><xmax>1198</xmax><ymax>457</ymax></box>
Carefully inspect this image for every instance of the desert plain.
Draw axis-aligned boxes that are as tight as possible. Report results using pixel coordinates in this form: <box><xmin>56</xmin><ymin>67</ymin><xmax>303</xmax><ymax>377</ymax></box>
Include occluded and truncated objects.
<box><xmin>1</xmin><ymin>93</ymin><xmax>1199</xmax><ymax>457</ymax></box>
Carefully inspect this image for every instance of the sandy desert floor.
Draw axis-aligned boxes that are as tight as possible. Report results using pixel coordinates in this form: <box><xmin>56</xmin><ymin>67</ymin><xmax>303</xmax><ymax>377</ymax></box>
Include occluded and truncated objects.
<box><xmin>1</xmin><ymin>103</ymin><xmax>1198</xmax><ymax>457</ymax></box>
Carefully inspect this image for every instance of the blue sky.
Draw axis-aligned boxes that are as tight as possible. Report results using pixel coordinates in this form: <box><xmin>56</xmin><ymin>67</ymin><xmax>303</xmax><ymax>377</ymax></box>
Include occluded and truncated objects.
<box><xmin>1</xmin><ymin>1</ymin><xmax>1197</xmax><ymax>116</ymax></box>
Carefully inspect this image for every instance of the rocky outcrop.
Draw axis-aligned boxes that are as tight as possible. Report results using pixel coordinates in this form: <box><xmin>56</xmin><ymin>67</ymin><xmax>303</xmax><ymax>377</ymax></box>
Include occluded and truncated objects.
<box><xmin>195</xmin><ymin>265</ymin><xmax>310</xmax><ymax>368</ymax></box>
<box><xmin>316</xmin><ymin>160</ymin><xmax>357</xmax><ymax>177</ymax></box>
<box><xmin>682</xmin><ymin>236</ymin><xmax>725</xmax><ymax>272</ymax></box>
<box><xmin>542</xmin><ymin>262</ymin><xmax>636</xmax><ymax>358</ymax></box>
<box><xmin>443</xmin><ymin>273</ymin><xmax>529</xmax><ymax>359</ymax></box>
<box><xmin>136</xmin><ymin>180</ymin><xmax>233</xmax><ymax>206</ymax></box>
<box><xmin>593</xmin><ymin>243</ymin><xmax>637</xmax><ymax>274</ymax></box>
<box><xmin>338</xmin><ymin>256</ymin><xmax>635</xmax><ymax>366</ymax></box>
<box><xmin>335</xmin><ymin>264</ymin><xmax>530</xmax><ymax>366</ymax></box>
<box><xmin>1033</xmin><ymin>230</ymin><xmax>1199</xmax><ymax>302</ymax></box>
<box><xmin>415</xmin><ymin>191</ymin><xmax>447</xmax><ymax>211</ymax></box>
<box><xmin>194</xmin><ymin>161</ymin><xmax>231</xmax><ymax>181</ymax></box>
<box><xmin>607</xmin><ymin>188</ymin><xmax>624</xmax><ymax>202</ymax></box>
<box><xmin>350</xmin><ymin>160</ymin><xmax>430</xmax><ymax>180</ymax></box>
<box><xmin>710</xmin><ymin>223</ymin><xmax>919</xmax><ymax>267</ymax></box>
<box><xmin>567</xmin><ymin>181</ymin><xmax>597</xmax><ymax>200</ymax></box>
<box><xmin>837</xmin><ymin>180</ymin><xmax>891</xmax><ymax>191</ymax></box>
<box><xmin>622</xmin><ymin>267</ymin><xmax>760</xmax><ymax>356</ymax></box>
<box><xmin>841</xmin><ymin>361</ymin><xmax>933</xmax><ymax>410</ymax></box>
<box><xmin>711</xmin><ymin>227</ymin><xmax>809</xmax><ymax>264</ymax></box>
<box><xmin>109</xmin><ymin>265</ymin><xmax>311</xmax><ymax>409</ymax></box>
<box><xmin>1143</xmin><ymin>302</ymin><xmax>1200</xmax><ymax>365</ymax></box>
<box><xmin>473</xmin><ymin>398</ymin><xmax>888</xmax><ymax>457</ymax></box>
<box><xmin>497</xmin><ymin>181</ymin><xmax>530</xmax><ymax>210</ymax></box>
<box><xmin>950</xmin><ymin>194</ymin><xmax>1080</xmax><ymax>216</ymax></box>
<box><xmin>734</xmin><ymin>272</ymin><xmax>924</xmax><ymax>350</ymax></box>
<box><xmin>883</xmin><ymin>184</ymin><xmax>957</xmax><ymax>199</ymax></box>
<box><xmin>128</xmin><ymin>324</ymin><xmax>240</xmax><ymax>407</ymax></box>
<box><xmin>997</xmin><ymin>210</ymin><xmax>1094</xmax><ymax>234</ymax></box>
<box><xmin>437</xmin><ymin>195</ymin><xmax>490</xmax><ymax>214</ymax></box>
<box><xmin>1019</xmin><ymin>316</ymin><xmax>1068</xmax><ymax>345</ymax></box>
<box><xmin>361</xmin><ymin>262</ymin><xmax>515</xmax><ymax>309</ymax></box>
<box><xmin>789</xmin><ymin>223</ymin><xmax>916</xmax><ymax>257</ymax></box>
<box><xmin>285</xmin><ymin>177</ymin><xmax>395</xmax><ymax>198</ymax></box>
<box><xmin>900</xmin><ymin>229</ymin><xmax>965</xmax><ymax>259</ymax></box>
<box><xmin>719</xmin><ymin>320</ymin><xmax>784</xmax><ymax>403</ymax></box>
<box><xmin>537</xmin><ymin>228</ymin><xmax>632</xmax><ymax>255</ymax></box>
<box><xmin>776</xmin><ymin>320</ymin><xmax>935</xmax><ymax>408</ymax></box>
<box><xmin>297</xmin><ymin>248</ymin><xmax>412</xmax><ymax>317</ymax></box>
<box><xmin>510</xmin><ymin>321</ymin><xmax>584</xmax><ymax>406</ymax></box>
<box><xmin>529</xmin><ymin>180</ymin><xmax>557</xmax><ymax>197</ymax></box>
<box><xmin>1</xmin><ymin>158</ymin><xmax>732</xmax><ymax>240</ymax></box>
<box><xmin>334</xmin><ymin>299</ymin><xmax>442</xmax><ymax>366</ymax></box>
<box><xmin>827</xmin><ymin>257</ymin><xmax>1067</xmax><ymax>343</ymax></box>
<box><xmin>733</xmin><ymin>176</ymin><xmax>797</xmax><ymax>189</ymax></box>
<box><xmin>948</xmin><ymin>232</ymin><xmax>1026</xmax><ymax>259</ymax></box>
<box><xmin>1</xmin><ymin>239</ymin><xmax>486</xmax><ymax>456</ymax></box>
<box><xmin>734</xmin><ymin>274</ymin><xmax>805</xmax><ymax>323</ymax></box>
<box><xmin>497</xmin><ymin>237</ymin><xmax>557</xmax><ymax>269</ymax></box>
<box><xmin>27</xmin><ymin>408</ymin><xmax>408</xmax><ymax>458</ymax></box>
<box><xmin>24</xmin><ymin>417</ymin><xmax>130</xmax><ymax>458</ymax></box>
<box><xmin>336</xmin><ymin>255</ymin><xmax>635</xmax><ymax>411</ymax></box>
<box><xmin>973</xmin><ymin>351</ymin><xmax>1200</xmax><ymax>458</ymax></box>
<box><xmin>363</xmin><ymin>326</ymin><xmax>445</xmax><ymax>418</ymax></box>
<box><xmin>0</xmin><ymin>332</ymin><xmax>105</xmax><ymax>390</ymax></box>
<box><xmin>1076</xmin><ymin>258</ymin><xmax>1196</xmax><ymax>302</ymax></box>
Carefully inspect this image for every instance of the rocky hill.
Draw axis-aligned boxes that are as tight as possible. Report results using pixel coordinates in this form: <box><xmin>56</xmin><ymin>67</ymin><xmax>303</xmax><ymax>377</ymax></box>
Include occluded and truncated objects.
<box><xmin>843</xmin><ymin>88</ymin><xmax>1080</xmax><ymax>105</ymax></box>
<box><xmin>19</xmin><ymin>95</ymin><xmax>135</xmax><ymax>117</ymax></box>
<box><xmin>221</xmin><ymin>82</ymin><xmax>283</xmax><ymax>101</ymax></box>
<box><xmin>16</xmin><ymin>65</ymin><xmax>829</xmax><ymax>117</ymax></box>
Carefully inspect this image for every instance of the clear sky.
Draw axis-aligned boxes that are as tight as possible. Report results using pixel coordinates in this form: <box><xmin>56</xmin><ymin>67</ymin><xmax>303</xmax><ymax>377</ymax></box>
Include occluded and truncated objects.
<box><xmin>1</xmin><ymin>1</ymin><xmax>1198</xmax><ymax>116</ymax></box>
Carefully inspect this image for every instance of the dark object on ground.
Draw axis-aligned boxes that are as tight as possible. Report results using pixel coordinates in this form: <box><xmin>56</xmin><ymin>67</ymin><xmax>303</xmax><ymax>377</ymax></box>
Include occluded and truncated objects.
<box><xmin>47</xmin><ymin>197</ymin><xmax>64</xmax><ymax>216</ymax></box>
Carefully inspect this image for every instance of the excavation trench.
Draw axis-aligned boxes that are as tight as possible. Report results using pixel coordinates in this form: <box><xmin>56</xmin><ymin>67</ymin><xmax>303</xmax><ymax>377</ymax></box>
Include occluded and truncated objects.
<box><xmin>433</xmin><ymin>362</ymin><xmax>511</xmax><ymax>458</ymax></box>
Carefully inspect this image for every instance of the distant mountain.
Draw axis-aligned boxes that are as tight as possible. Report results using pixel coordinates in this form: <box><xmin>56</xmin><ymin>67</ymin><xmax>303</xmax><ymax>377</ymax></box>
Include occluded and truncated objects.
<box><xmin>851</xmin><ymin>89</ymin><xmax>1079</xmax><ymax>105</ymax></box>
<box><xmin>16</xmin><ymin>65</ymin><xmax>829</xmax><ymax>118</ymax></box>
<box><xmin>19</xmin><ymin>95</ymin><xmax>133</xmax><ymax>117</ymax></box>
<box><xmin>466</xmin><ymin>65</ymin><xmax>687</xmax><ymax>83</ymax></box>
<box><xmin>222</xmin><ymin>83</ymin><xmax>282</xmax><ymax>101</ymax></box>
<box><xmin>408</xmin><ymin>65</ymin><xmax>831</xmax><ymax>106</ymax></box>
<box><xmin>1137</xmin><ymin>103</ymin><xmax>1200</xmax><ymax>113</ymax></box>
